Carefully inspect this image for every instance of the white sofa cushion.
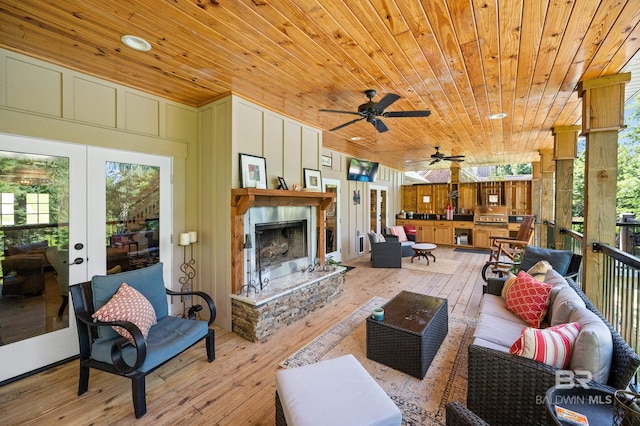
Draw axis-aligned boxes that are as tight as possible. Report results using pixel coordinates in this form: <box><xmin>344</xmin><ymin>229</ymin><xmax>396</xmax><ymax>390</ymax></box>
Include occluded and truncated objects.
<box><xmin>569</xmin><ymin>306</ymin><xmax>613</xmax><ymax>384</ymax></box>
<box><xmin>549</xmin><ymin>285</ymin><xmax>586</xmax><ymax>326</ymax></box>
<box><xmin>475</xmin><ymin>305</ymin><xmax>528</xmax><ymax>348</ymax></box>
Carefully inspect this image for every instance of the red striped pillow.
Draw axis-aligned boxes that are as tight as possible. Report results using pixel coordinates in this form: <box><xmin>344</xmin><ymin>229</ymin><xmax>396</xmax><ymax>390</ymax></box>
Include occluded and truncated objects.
<box><xmin>509</xmin><ymin>322</ymin><xmax>581</xmax><ymax>368</ymax></box>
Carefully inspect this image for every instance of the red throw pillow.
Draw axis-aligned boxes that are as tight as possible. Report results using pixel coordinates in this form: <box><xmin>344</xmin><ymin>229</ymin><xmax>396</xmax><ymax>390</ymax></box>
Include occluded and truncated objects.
<box><xmin>505</xmin><ymin>271</ymin><xmax>552</xmax><ymax>327</ymax></box>
<box><xmin>92</xmin><ymin>282</ymin><xmax>157</xmax><ymax>345</ymax></box>
<box><xmin>510</xmin><ymin>322</ymin><xmax>581</xmax><ymax>368</ymax></box>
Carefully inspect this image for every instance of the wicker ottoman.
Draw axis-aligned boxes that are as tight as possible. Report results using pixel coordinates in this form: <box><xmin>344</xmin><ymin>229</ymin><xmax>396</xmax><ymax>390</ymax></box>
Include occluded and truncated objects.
<box><xmin>366</xmin><ymin>291</ymin><xmax>448</xmax><ymax>379</ymax></box>
<box><xmin>275</xmin><ymin>354</ymin><xmax>401</xmax><ymax>426</ymax></box>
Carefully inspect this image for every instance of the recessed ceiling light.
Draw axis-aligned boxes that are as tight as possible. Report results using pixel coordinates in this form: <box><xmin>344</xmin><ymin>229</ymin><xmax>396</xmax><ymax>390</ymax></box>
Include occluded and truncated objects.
<box><xmin>489</xmin><ymin>113</ymin><xmax>507</xmax><ymax>120</ymax></box>
<box><xmin>121</xmin><ymin>35</ymin><xmax>152</xmax><ymax>52</ymax></box>
<box><xmin>350</xmin><ymin>136</ymin><xmax>362</xmax><ymax>141</ymax></box>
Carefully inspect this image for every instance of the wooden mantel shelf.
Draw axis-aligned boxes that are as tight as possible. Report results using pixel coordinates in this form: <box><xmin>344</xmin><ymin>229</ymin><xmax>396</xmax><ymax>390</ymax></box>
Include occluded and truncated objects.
<box><xmin>230</xmin><ymin>188</ymin><xmax>336</xmax><ymax>294</ymax></box>
<box><xmin>231</xmin><ymin>188</ymin><xmax>335</xmax><ymax>215</ymax></box>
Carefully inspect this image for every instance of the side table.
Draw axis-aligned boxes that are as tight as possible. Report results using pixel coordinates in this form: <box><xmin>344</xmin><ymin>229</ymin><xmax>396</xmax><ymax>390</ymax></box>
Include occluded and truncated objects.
<box><xmin>366</xmin><ymin>290</ymin><xmax>448</xmax><ymax>379</ymax></box>
<box><xmin>545</xmin><ymin>385</ymin><xmax>614</xmax><ymax>425</ymax></box>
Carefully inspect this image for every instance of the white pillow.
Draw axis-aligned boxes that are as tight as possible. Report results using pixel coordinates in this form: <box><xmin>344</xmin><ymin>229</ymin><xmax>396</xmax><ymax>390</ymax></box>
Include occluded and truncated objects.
<box><xmin>569</xmin><ymin>306</ymin><xmax>613</xmax><ymax>384</ymax></box>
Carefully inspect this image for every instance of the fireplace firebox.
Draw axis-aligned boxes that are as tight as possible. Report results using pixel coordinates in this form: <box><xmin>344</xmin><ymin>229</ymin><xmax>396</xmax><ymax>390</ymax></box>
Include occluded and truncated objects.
<box><xmin>245</xmin><ymin>206</ymin><xmax>316</xmax><ymax>285</ymax></box>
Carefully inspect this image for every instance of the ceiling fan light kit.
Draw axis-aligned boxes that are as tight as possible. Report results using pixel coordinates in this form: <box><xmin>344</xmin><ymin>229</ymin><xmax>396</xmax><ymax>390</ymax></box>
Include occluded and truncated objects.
<box><xmin>320</xmin><ymin>89</ymin><xmax>431</xmax><ymax>133</ymax></box>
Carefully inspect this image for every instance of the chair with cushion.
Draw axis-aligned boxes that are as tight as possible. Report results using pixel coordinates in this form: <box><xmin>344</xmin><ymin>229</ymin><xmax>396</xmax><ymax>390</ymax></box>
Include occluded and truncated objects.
<box><xmin>481</xmin><ymin>245</ymin><xmax>582</xmax><ymax>285</ymax></box>
<box><xmin>45</xmin><ymin>246</ymin><xmax>69</xmax><ymax>317</ymax></box>
<box><xmin>1</xmin><ymin>255</ymin><xmax>45</xmax><ymax>296</ymax></box>
<box><xmin>385</xmin><ymin>225</ymin><xmax>415</xmax><ymax>257</ymax></box>
<box><xmin>70</xmin><ymin>262</ymin><xmax>216</xmax><ymax>418</ymax></box>
<box><xmin>367</xmin><ymin>231</ymin><xmax>402</xmax><ymax>268</ymax></box>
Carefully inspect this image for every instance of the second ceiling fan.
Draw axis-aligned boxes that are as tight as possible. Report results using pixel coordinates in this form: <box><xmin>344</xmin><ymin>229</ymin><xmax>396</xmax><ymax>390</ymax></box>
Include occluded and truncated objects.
<box><xmin>429</xmin><ymin>146</ymin><xmax>465</xmax><ymax>165</ymax></box>
<box><xmin>320</xmin><ymin>89</ymin><xmax>431</xmax><ymax>133</ymax></box>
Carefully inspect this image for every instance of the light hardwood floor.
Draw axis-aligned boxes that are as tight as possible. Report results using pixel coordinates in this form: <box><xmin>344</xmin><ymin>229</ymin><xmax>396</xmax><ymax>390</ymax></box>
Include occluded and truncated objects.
<box><xmin>0</xmin><ymin>247</ymin><xmax>489</xmax><ymax>425</ymax></box>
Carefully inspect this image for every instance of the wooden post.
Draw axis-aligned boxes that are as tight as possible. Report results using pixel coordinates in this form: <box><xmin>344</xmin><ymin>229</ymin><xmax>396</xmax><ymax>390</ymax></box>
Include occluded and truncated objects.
<box><xmin>531</xmin><ymin>160</ymin><xmax>542</xmax><ymax>246</ymax></box>
<box><xmin>578</xmin><ymin>73</ymin><xmax>630</xmax><ymax>307</ymax></box>
<box><xmin>553</xmin><ymin>126</ymin><xmax>580</xmax><ymax>250</ymax></box>
<box><xmin>539</xmin><ymin>150</ymin><xmax>555</xmax><ymax>248</ymax></box>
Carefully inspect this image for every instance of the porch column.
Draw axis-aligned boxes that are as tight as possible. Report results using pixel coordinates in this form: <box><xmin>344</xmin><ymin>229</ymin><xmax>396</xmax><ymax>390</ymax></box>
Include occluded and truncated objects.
<box><xmin>552</xmin><ymin>126</ymin><xmax>580</xmax><ymax>250</ymax></box>
<box><xmin>531</xmin><ymin>161</ymin><xmax>542</xmax><ymax>246</ymax></box>
<box><xmin>539</xmin><ymin>150</ymin><xmax>555</xmax><ymax>248</ymax></box>
<box><xmin>577</xmin><ymin>73</ymin><xmax>630</xmax><ymax>307</ymax></box>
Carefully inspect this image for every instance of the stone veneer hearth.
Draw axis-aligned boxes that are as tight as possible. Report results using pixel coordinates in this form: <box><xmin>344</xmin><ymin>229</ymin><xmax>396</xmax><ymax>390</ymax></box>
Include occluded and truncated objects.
<box><xmin>230</xmin><ymin>267</ymin><xmax>345</xmax><ymax>341</ymax></box>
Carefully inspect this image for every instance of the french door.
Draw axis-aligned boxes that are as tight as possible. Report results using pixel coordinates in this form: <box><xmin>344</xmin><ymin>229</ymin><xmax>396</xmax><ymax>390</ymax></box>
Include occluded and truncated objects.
<box><xmin>370</xmin><ymin>185</ymin><xmax>388</xmax><ymax>235</ymax></box>
<box><xmin>0</xmin><ymin>134</ymin><xmax>172</xmax><ymax>382</ymax></box>
<box><xmin>323</xmin><ymin>178</ymin><xmax>341</xmax><ymax>262</ymax></box>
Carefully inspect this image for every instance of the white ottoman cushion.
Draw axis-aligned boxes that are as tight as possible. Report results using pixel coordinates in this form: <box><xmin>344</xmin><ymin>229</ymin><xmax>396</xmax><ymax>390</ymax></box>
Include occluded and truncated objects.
<box><xmin>276</xmin><ymin>354</ymin><xmax>401</xmax><ymax>426</ymax></box>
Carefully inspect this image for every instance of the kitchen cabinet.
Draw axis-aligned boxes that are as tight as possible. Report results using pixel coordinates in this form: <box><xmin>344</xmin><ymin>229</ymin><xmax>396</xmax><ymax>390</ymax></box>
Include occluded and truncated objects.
<box><xmin>401</xmin><ymin>185</ymin><xmax>417</xmax><ymax>212</ymax></box>
<box><xmin>415</xmin><ymin>222</ymin><xmax>434</xmax><ymax>243</ymax></box>
<box><xmin>433</xmin><ymin>221</ymin><xmax>453</xmax><ymax>245</ymax></box>
<box><xmin>474</xmin><ymin>227</ymin><xmax>509</xmax><ymax>249</ymax></box>
<box><xmin>453</xmin><ymin>222</ymin><xmax>474</xmax><ymax>246</ymax></box>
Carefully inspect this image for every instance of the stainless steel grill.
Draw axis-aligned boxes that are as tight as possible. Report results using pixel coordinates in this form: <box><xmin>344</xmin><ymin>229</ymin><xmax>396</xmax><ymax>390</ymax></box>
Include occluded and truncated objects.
<box><xmin>473</xmin><ymin>205</ymin><xmax>508</xmax><ymax>227</ymax></box>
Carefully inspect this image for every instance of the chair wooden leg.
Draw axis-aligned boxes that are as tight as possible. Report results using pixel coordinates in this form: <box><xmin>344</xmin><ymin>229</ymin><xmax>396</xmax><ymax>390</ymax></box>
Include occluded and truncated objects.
<box><xmin>58</xmin><ymin>295</ymin><xmax>68</xmax><ymax>317</ymax></box>
<box><xmin>78</xmin><ymin>364</ymin><xmax>90</xmax><ymax>395</ymax></box>
<box><xmin>206</xmin><ymin>329</ymin><xmax>215</xmax><ymax>362</ymax></box>
<box><xmin>131</xmin><ymin>374</ymin><xmax>147</xmax><ymax>419</ymax></box>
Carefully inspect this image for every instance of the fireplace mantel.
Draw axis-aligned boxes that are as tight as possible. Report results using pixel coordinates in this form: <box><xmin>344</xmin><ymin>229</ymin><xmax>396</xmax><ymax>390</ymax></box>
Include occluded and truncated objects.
<box><xmin>230</xmin><ymin>188</ymin><xmax>335</xmax><ymax>294</ymax></box>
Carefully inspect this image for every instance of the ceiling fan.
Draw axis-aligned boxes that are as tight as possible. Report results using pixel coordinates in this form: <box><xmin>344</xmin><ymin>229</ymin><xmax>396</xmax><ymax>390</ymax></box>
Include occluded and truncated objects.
<box><xmin>319</xmin><ymin>89</ymin><xmax>431</xmax><ymax>133</ymax></box>
<box><xmin>429</xmin><ymin>146</ymin><xmax>465</xmax><ymax>165</ymax></box>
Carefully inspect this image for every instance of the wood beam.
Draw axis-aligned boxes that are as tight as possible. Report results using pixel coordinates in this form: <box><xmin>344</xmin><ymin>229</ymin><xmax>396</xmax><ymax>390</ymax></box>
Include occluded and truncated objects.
<box><xmin>539</xmin><ymin>150</ymin><xmax>555</xmax><ymax>248</ymax></box>
<box><xmin>578</xmin><ymin>73</ymin><xmax>629</xmax><ymax>307</ymax></box>
<box><xmin>552</xmin><ymin>126</ymin><xmax>580</xmax><ymax>249</ymax></box>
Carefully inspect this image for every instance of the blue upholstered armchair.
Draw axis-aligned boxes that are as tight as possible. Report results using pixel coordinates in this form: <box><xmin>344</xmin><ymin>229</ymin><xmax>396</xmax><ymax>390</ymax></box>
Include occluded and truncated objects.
<box><xmin>70</xmin><ymin>262</ymin><xmax>216</xmax><ymax>418</ymax></box>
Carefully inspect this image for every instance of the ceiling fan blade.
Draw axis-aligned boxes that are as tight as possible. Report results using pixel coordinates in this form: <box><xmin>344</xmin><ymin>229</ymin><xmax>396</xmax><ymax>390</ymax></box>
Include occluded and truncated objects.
<box><xmin>371</xmin><ymin>118</ymin><xmax>389</xmax><ymax>133</ymax></box>
<box><xmin>443</xmin><ymin>155</ymin><xmax>465</xmax><ymax>159</ymax></box>
<box><xmin>329</xmin><ymin>117</ymin><xmax>365</xmax><ymax>131</ymax></box>
<box><xmin>383</xmin><ymin>110</ymin><xmax>431</xmax><ymax>118</ymax></box>
<box><xmin>446</xmin><ymin>158</ymin><xmax>465</xmax><ymax>162</ymax></box>
<box><xmin>319</xmin><ymin>109</ymin><xmax>362</xmax><ymax>116</ymax></box>
<box><xmin>429</xmin><ymin>159</ymin><xmax>439</xmax><ymax>165</ymax></box>
<box><xmin>372</xmin><ymin>93</ymin><xmax>400</xmax><ymax>112</ymax></box>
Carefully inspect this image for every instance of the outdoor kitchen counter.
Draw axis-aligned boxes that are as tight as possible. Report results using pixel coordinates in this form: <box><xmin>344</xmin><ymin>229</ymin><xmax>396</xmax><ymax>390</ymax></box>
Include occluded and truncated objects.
<box><xmin>396</xmin><ymin>218</ymin><xmax>525</xmax><ymax>249</ymax></box>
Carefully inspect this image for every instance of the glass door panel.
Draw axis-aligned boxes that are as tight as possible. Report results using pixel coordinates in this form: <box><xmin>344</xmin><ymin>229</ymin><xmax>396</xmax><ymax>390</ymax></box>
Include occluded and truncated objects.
<box><xmin>0</xmin><ymin>134</ymin><xmax>85</xmax><ymax>382</ymax></box>
<box><xmin>87</xmin><ymin>148</ymin><xmax>172</xmax><ymax>284</ymax></box>
<box><xmin>323</xmin><ymin>179</ymin><xmax>340</xmax><ymax>261</ymax></box>
<box><xmin>104</xmin><ymin>162</ymin><xmax>160</xmax><ymax>274</ymax></box>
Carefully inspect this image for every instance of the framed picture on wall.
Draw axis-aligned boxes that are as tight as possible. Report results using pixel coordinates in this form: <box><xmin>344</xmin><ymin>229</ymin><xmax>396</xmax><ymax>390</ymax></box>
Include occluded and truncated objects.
<box><xmin>321</xmin><ymin>155</ymin><xmax>332</xmax><ymax>167</ymax></box>
<box><xmin>239</xmin><ymin>153</ymin><xmax>267</xmax><ymax>189</ymax></box>
<box><xmin>303</xmin><ymin>168</ymin><xmax>322</xmax><ymax>191</ymax></box>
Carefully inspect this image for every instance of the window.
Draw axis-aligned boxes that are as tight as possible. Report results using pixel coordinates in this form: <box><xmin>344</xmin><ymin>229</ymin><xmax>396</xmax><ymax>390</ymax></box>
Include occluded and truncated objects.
<box><xmin>26</xmin><ymin>193</ymin><xmax>50</xmax><ymax>224</ymax></box>
<box><xmin>1</xmin><ymin>193</ymin><xmax>15</xmax><ymax>225</ymax></box>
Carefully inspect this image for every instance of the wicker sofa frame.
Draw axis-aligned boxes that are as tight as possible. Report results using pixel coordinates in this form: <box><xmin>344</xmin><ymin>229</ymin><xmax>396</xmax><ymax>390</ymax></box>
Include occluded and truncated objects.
<box><xmin>464</xmin><ymin>276</ymin><xmax>640</xmax><ymax>425</ymax></box>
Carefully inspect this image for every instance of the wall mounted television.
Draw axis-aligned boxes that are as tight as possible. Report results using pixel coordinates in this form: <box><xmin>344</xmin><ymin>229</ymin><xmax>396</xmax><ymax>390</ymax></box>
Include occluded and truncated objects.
<box><xmin>347</xmin><ymin>158</ymin><xmax>379</xmax><ymax>182</ymax></box>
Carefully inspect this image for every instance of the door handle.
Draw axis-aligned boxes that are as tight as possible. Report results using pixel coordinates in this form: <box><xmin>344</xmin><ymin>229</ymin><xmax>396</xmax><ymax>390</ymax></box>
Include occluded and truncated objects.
<box><xmin>71</xmin><ymin>257</ymin><xmax>84</xmax><ymax>265</ymax></box>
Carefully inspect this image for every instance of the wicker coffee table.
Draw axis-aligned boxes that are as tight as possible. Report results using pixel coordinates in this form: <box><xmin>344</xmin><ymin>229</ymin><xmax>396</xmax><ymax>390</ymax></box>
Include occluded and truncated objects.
<box><xmin>366</xmin><ymin>291</ymin><xmax>448</xmax><ymax>379</ymax></box>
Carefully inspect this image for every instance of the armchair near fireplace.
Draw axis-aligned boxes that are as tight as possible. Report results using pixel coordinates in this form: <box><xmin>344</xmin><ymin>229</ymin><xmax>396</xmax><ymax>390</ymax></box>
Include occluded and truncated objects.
<box><xmin>367</xmin><ymin>231</ymin><xmax>402</xmax><ymax>268</ymax></box>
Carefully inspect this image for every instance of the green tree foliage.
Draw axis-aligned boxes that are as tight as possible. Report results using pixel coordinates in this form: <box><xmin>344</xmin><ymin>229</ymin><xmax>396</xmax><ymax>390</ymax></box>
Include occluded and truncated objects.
<box><xmin>573</xmin><ymin>96</ymin><xmax>640</xmax><ymax>221</ymax></box>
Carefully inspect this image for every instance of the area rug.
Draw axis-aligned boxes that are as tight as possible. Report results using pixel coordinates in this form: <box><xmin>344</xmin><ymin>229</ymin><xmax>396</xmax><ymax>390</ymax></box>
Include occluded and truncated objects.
<box><xmin>401</xmin><ymin>258</ymin><xmax>461</xmax><ymax>274</ymax></box>
<box><xmin>281</xmin><ymin>297</ymin><xmax>477</xmax><ymax>425</ymax></box>
<box><xmin>453</xmin><ymin>247</ymin><xmax>488</xmax><ymax>254</ymax></box>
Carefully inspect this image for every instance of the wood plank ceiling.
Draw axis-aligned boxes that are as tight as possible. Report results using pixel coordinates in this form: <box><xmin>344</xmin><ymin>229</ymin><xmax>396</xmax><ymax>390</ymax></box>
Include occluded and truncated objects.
<box><xmin>1</xmin><ymin>1</ymin><xmax>639</xmax><ymax>171</ymax></box>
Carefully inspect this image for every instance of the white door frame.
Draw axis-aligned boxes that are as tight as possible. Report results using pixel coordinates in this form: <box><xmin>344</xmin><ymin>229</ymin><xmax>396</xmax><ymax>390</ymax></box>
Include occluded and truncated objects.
<box><xmin>370</xmin><ymin>185</ymin><xmax>388</xmax><ymax>235</ymax></box>
<box><xmin>0</xmin><ymin>136</ymin><xmax>174</xmax><ymax>383</ymax></box>
<box><xmin>0</xmin><ymin>134</ymin><xmax>85</xmax><ymax>382</ymax></box>
<box><xmin>323</xmin><ymin>178</ymin><xmax>341</xmax><ymax>262</ymax></box>
<box><xmin>86</xmin><ymin>148</ymin><xmax>173</xmax><ymax>283</ymax></box>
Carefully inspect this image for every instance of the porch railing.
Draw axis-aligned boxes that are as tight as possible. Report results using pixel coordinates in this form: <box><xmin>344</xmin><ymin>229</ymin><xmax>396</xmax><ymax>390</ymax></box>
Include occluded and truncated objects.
<box><xmin>546</xmin><ymin>220</ymin><xmax>640</xmax><ymax>359</ymax></box>
<box><xmin>595</xmin><ymin>242</ymin><xmax>640</xmax><ymax>355</ymax></box>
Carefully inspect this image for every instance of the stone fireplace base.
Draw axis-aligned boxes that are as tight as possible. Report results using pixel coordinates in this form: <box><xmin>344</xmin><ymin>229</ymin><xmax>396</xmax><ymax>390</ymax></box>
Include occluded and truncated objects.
<box><xmin>230</xmin><ymin>268</ymin><xmax>345</xmax><ymax>342</ymax></box>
